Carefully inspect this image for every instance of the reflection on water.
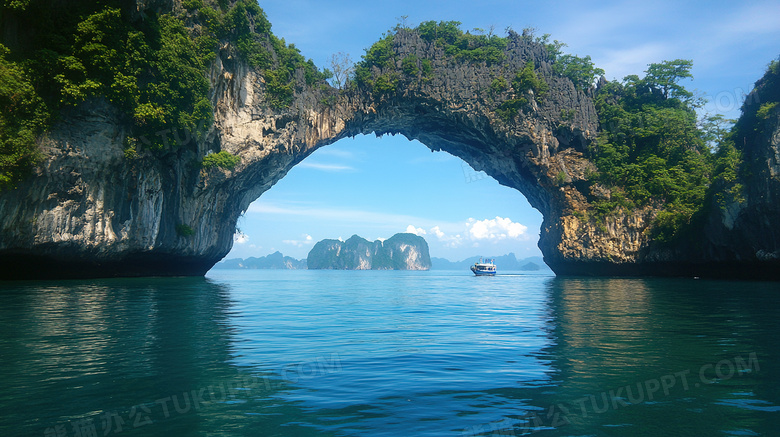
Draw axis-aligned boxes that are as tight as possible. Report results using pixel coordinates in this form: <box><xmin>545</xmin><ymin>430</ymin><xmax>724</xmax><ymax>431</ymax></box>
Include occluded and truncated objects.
<box><xmin>539</xmin><ymin>277</ymin><xmax>780</xmax><ymax>436</ymax></box>
<box><xmin>0</xmin><ymin>278</ymin><xmax>323</xmax><ymax>437</ymax></box>
<box><xmin>0</xmin><ymin>272</ymin><xmax>779</xmax><ymax>436</ymax></box>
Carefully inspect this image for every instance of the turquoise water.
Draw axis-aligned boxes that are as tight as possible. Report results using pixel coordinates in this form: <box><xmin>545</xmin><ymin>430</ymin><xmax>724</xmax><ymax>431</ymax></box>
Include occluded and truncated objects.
<box><xmin>1</xmin><ymin>270</ymin><xmax>779</xmax><ymax>436</ymax></box>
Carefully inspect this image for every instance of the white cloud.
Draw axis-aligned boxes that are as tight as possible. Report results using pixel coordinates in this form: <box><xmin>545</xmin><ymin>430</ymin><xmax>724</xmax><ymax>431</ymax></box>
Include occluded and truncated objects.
<box><xmin>282</xmin><ymin>234</ymin><xmax>314</xmax><ymax>247</ymax></box>
<box><xmin>426</xmin><ymin>225</ymin><xmax>463</xmax><ymax>248</ymax></box>
<box><xmin>249</xmin><ymin>201</ymin><xmax>454</xmax><ymax>231</ymax></box>
<box><xmin>723</xmin><ymin>3</ymin><xmax>780</xmax><ymax>35</ymax></box>
<box><xmin>686</xmin><ymin>2</ymin><xmax>780</xmax><ymax>71</ymax></box>
<box><xmin>466</xmin><ymin>217</ymin><xmax>528</xmax><ymax>241</ymax></box>
<box><xmin>443</xmin><ymin>236</ymin><xmax>464</xmax><ymax>248</ymax></box>
<box><xmin>234</xmin><ymin>231</ymin><xmax>249</xmax><ymax>244</ymax></box>
<box><xmin>403</xmin><ymin>219</ymin><xmax>528</xmax><ymax>249</ymax></box>
<box><xmin>297</xmin><ymin>162</ymin><xmax>355</xmax><ymax>172</ymax></box>
<box><xmin>406</xmin><ymin>225</ymin><xmax>427</xmax><ymax>235</ymax></box>
<box><xmin>314</xmin><ymin>147</ymin><xmax>356</xmax><ymax>159</ymax></box>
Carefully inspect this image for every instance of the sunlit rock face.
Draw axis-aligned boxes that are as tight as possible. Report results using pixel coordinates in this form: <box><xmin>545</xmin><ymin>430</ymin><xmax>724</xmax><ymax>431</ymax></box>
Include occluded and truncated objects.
<box><xmin>0</xmin><ymin>14</ymin><xmax>778</xmax><ymax>279</ymax></box>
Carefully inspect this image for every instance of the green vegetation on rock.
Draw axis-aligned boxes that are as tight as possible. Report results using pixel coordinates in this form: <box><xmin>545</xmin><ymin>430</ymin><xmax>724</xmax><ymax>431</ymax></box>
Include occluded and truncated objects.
<box><xmin>14</xmin><ymin>3</ymin><xmax>214</xmax><ymax>151</ymax></box>
<box><xmin>353</xmin><ymin>22</ymin><xmax>602</xmax><ymax>121</ymax></box>
<box><xmin>0</xmin><ymin>0</ymin><xmax>214</xmax><ymax>183</ymax></box>
<box><xmin>552</xmin><ymin>54</ymin><xmax>604</xmax><ymax>90</ymax></box>
<box><xmin>176</xmin><ymin>224</ymin><xmax>195</xmax><ymax>237</ymax></box>
<box><xmin>417</xmin><ymin>20</ymin><xmax>507</xmax><ymax>65</ymax></box>
<box><xmin>354</xmin><ymin>20</ymin><xmax>510</xmax><ymax>94</ymax></box>
<box><xmin>202</xmin><ymin>151</ymin><xmax>240</xmax><ymax>170</ymax></box>
<box><xmin>178</xmin><ymin>0</ymin><xmax>329</xmax><ymax>109</ymax></box>
<box><xmin>531</xmin><ymin>31</ymin><xmax>603</xmax><ymax>90</ymax></box>
<box><xmin>353</xmin><ymin>32</ymin><xmax>397</xmax><ymax>94</ymax></box>
<box><xmin>513</xmin><ymin>61</ymin><xmax>548</xmax><ymax>95</ymax></box>
<box><xmin>731</xmin><ymin>57</ymin><xmax>779</xmax><ymax>139</ymax></box>
<box><xmin>590</xmin><ymin>59</ymin><xmax>720</xmax><ymax>242</ymax></box>
<box><xmin>711</xmin><ymin>56</ymin><xmax>780</xmax><ymax>208</ymax></box>
<box><xmin>0</xmin><ymin>45</ymin><xmax>47</xmax><ymax>189</ymax></box>
<box><xmin>401</xmin><ymin>55</ymin><xmax>420</xmax><ymax>76</ymax></box>
<box><xmin>0</xmin><ymin>0</ymin><xmax>330</xmax><ymax>189</ymax></box>
<box><xmin>494</xmin><ymin>61</ymin><xmax>549</xmax><ymax>121</ymax></box>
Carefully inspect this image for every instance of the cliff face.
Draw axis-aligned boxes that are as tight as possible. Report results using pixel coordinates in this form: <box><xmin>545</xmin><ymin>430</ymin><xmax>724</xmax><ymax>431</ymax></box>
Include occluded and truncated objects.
<box><xmin>692</xmin><ymin>76</ymin><xmax>780</xmax><ymax>278</ymax></box>
<box><xmin>0</xmin><ymin>5</ymin><xmax>778</xmax><ymax>279</ymax></box>
<box><xmin>307</xmin><ymin>233</ymin><xmax>431</xmax><ymax>270</ymax></box>
<box><xmin>0</xmin><ymin>99</ymin><xmax>232</xmax><ymax>277</ymax></box>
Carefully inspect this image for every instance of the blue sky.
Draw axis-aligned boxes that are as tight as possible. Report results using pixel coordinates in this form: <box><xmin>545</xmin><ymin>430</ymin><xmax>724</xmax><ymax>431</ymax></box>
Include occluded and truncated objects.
<box><xmin>226</xmin><ymin>0</ymin><xmax>780</xmax><ymax>262</ymax></box>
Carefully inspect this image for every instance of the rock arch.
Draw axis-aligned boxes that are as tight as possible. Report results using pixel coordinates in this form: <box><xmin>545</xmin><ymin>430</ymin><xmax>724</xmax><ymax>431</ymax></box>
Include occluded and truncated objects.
<box><xmin>210</xmin><ymin>30</ymin><xmax>607</xmax><ymax>276</ymax></box>
<box><xmin>2</xmin><ymin>29</ymin><xmax>777</xmax><ymax>279</ymax></box>
<box><xmin>0</xmin><ymin>30</ymin><xmax>627</xmax><ymax>279</ymax></box>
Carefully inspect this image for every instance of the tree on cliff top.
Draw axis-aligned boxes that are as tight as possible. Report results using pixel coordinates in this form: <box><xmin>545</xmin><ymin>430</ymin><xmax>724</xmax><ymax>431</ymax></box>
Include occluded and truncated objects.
<box><xmin>592</xmin><ymin>59</ymin><xmax>713</xmax><ymax>243</ymax></box>
<box><xmin>552</xmin><ymin>54</ymin><xmax>604</xmax><ymax>90</ymax></box>
<box><xmin>328</xmin><ymin>51</ymin><xmax>354</xmax><ymax>89</ymax></box>
<box><xmin>643</xmin><ymin>59</ymin><xmax>694</xmax><ymax>100</ymax></box>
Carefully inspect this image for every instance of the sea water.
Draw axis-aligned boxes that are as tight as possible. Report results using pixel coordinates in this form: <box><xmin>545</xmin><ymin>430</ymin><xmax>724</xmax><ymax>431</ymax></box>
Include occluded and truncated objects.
<box><xmin>1</xmin><ymin>270</ymin><xmax>779</xmax><ymax>436</ymax></box>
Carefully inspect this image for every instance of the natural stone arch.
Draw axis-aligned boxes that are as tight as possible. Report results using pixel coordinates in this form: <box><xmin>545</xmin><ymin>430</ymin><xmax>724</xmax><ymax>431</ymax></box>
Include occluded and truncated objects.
<box><xmin>0</xmin><ymin>29</ymin><xmax>608</xmax><ymax>278</ymax></box>
<box><xmin>6</xmin><ymin>27</ymin><xmax>777</xmax><ymax>279</ymax></box>
<box><xmin>211</xmin><ymin>29</ymin><xmax>780</xmax><ymax>279</ymax></box>
<box><xmin>211</xmin><ymin>29</ymin><xmax>603</xmax><ymax>274</ymax></box>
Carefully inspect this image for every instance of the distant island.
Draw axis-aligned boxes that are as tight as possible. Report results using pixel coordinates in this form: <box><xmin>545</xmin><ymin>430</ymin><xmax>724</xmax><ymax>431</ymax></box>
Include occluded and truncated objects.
<box><xmin>213</xmin><ymin>247</ymin><xmax>548</xmax><ymax>271</ymax></box>
<box><xmin>212</xmin><ymin>251</ymin><xmax>305</xmax><ymax>270</ymax></box>
<box><xmin>308</xmin><ymin>233</ymin><xmax>431</xmax><ymax>270</ymax></box>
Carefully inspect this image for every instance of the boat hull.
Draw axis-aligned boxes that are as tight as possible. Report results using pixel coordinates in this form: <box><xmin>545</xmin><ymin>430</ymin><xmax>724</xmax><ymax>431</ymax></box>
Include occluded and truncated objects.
<box><xmin>470</xmin><ymin>266</ymin><xmax>496</xmax><ymax>276</ymax></box>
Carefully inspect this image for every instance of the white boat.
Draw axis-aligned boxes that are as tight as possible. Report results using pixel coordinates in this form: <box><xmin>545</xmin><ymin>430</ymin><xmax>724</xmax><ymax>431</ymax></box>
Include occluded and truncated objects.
<box><xmin>470</xmin><ymin>257</ymin><xmax>496</xmax><ymax>276</ymax></box>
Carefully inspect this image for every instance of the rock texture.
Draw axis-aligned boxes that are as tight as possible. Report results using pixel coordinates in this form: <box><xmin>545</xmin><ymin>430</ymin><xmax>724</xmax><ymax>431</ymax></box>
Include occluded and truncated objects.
<box><xmin>0</xmin><ymin>11</ymin><xmax>778</xmax><ymax>279</ymax></box>
<box><xmin>307</xmin><ymin>233</ymin><xmax>431</xmax><ymax>270</ymax></box>
<box><xmin>0</xmin><ymin>99</ymin><xmax>232</xmax><ymax>278</ymax></box>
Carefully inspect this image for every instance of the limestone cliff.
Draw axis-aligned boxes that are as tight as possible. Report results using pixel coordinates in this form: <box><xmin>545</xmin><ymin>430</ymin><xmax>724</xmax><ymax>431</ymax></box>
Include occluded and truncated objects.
<box><xmin>547</xmin><ymin>63</ymin><xmax>780</xmax><ymax>279</ymax></box>
<box><xmin>0</xmin><ymin>1</ymin><xmax>778</xmax><ymax>279</ymax></box>
<box><xmin>307</xmin><ymin>233</ymin><xmax>431</xmax><ymax>270</ymax></box>
<box><xmin>693</xmin><ymin>68</ymin><xmax>780</xmax><ymax>279</ymax></box>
